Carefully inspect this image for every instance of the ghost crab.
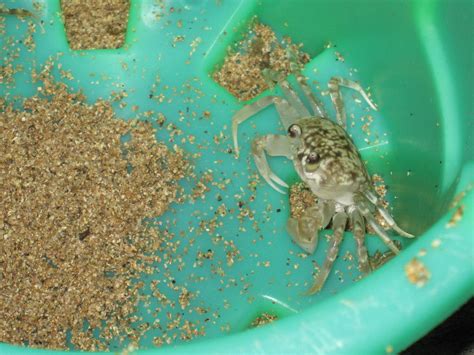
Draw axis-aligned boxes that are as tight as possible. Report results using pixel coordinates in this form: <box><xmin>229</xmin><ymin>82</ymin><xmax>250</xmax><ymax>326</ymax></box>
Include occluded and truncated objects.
<box><xmin>232</xmin><ymin>66</ymin><xmax>414</xmax><ymax>294</ymax></box>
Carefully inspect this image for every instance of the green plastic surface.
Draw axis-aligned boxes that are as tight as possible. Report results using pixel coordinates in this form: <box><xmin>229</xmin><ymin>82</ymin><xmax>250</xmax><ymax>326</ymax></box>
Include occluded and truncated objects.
<box><xmin>1</xmin><ymin>0</ymin><xmax>473</xmax><ymax>353</ymax></box>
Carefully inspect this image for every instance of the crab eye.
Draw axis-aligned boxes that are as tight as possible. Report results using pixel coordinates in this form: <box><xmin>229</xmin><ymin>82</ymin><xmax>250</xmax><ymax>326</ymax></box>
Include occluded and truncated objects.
<box><xmin>306</xmin><ymin>152</ymin><xmax>319</xmax><ymax>164</ymax></box>
<box><xmin>288</xmin><ymin>124</ymin><xmax>302</xmax><ymax>138</ymax></box>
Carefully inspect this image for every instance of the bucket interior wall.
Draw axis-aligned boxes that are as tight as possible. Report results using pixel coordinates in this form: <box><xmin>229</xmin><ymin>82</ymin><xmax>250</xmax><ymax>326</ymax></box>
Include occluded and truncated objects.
<box><xmin>0</xmin><ymin>0</ymin><xmax>472</xmax><ymax>353</ymax></box>
<box><xmin>255</xmin><ymin>0</ymin><xmax>472</xmax><ymax>232</ymax></box>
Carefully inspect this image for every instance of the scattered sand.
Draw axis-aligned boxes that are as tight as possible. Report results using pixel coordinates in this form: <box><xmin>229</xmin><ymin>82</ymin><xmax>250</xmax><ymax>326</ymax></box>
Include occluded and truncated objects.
<box><xmin>61</xmin><ymin>0</ymin><xmax>130</xmax><ymax>50</ymax></box>
<box><xmin>405</xmin><ymin>258</ymin><xmax>431</xmax><ymax>287</ymax></box>
<box><xmin>250</xmin><ymin>313</ymin><xmax>278</xmax><ymax>328</ymax></box>
<box><xmin>213</xmin><ymin>19</ymin><xmax>310</xmax><ymax>101</ymax></box>
<box><xmin>289</xmin><ymin>182</ymin><xmax>318</xmax><ymax>220</ymax></box>
<box><xmin>0</xmin><ymin>68</ymin><xmax>187</xmax><ymax>350</ymax></box>
<box><xmin>446</xmin><ymin>205</ymin><xmax>464</xmax><ymax>228</ymax></box>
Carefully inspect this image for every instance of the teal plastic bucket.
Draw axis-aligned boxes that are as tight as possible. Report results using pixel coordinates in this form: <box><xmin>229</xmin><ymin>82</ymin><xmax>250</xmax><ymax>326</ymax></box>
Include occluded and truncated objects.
<box><xmin>1</xmin><ymin>0</ymin><xmax>472</xmax><ymax>353</ymax></box>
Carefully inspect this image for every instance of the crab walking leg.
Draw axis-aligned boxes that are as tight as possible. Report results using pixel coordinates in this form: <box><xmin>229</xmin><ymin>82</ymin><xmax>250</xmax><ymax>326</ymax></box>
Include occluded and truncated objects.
<box><xmin>306</xmin><ymin>211</ymin><xmax>347</xmax><ymax>295</ymax></box>
<box><xmin>328</xmin><ymin>77</ymin><xmax>378</xmax><ymax>128</ymax></box>
<box><xmin>251</xmin><ymin>134</ymin><xmax>291</xmax><ymax>193</ymax></box>
<box><xmin>280</xmin><ymin>80</ymin><xmax>311</xmax><ymax>117</ymax></box>
<box><xmin>363</xmin><ymin>190</ymin><xmax>414</xmax><ymax>238</ymax></box>
<box><xmin>232</xmin><ymin>96</ymin><xmax>299</xmax><ymax>156</ymax></box>
<box><xmin>261</xmin><ymin>67</ymin><xmax>310</xmax><ymax>118</ymax></box>
<box><xmin>295</xmin><ymin>72</ymin><xmax>327</xmax><ymax>117</ymax></box>
<box><xmin>273</xmin><ymin>95</ymin><xmax>300</xmax><ymax>129</ymax></box>
<box><xmin>350</xmin><ymin>209</ymin><xmax>371</xmax><ymax>275</ymax></box>
<box><xmin>328</xmin><ymin>77</ymin><xmax>347</xmax><ymax>127</ymax></box>
<box><xmin>285</xmin><ymin>47</ymin><xmax>326</xmax><ymax>117</ymax></box>
<box><xmin>357</xmin><ymin>203</ymin><xmax>400</xmax><ymax>255</ymax></box>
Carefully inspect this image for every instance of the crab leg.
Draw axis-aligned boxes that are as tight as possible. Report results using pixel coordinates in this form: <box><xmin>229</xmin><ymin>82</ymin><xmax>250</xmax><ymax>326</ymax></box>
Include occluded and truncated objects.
<box><xmin>363</xmin><ymin>190</ymin><xmax>414</xmax><ymax>238</ymax></box>
<box><xmin>261</xmin><ymin>67</ymin><xmax>310</xmax><ymax>118</ymax></box>
<box><xmin>328</xmin><ymin>76</ymin><xmax>378</xmax><ymax>128</ymax></box>
<box><xmin>294</xmin><ymin>72</ymin><xmax>327</xmax><ymax>118</ymax></box>
<box><xmin>251</xmin><ymin>134</ymin><xmax>291</xmax><ymax>193</ymax></box>
<box><xmin>284</xmin><ymin>46</ymin><xmax>326</xmax><ymax>117</ymax></box>
<box><xmin>357</xmin><ymin>203</ymin><xmax>400</xmax><ymax>255</ymax></box>
<box><xmin>280</xmin><ymin>80</ymin><xmax>311</xmax><ymax>118</ymax></box>
<box><xmin>350</xmin><ymin>209</ymin><xmax>371</xmax><ymax>275</ymax></box>
<box><xmin>306</xmin><ymin>211</ymin><xmax>347</xmax><ymax>295</ymax></box>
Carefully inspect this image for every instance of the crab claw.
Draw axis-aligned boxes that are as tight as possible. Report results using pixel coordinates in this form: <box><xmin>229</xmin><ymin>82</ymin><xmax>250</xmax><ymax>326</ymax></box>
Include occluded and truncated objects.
<box><xmin>287</xmin><ymin>201</ymin><xmax>335</xmax><ymax>255</ymax></box>
<box><xmin>287</xmin><ymin>216</ymin><xmax>321</xmax><ymax>254</ymax></box>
